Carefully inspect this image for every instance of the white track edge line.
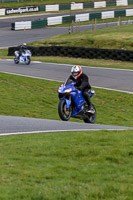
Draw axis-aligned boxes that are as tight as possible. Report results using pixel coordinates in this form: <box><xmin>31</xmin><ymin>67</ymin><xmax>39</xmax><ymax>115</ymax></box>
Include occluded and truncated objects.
<box><xmin>0</xmin><ymin>128</ymin><xmax>131</xmax><ymax>136</ymax></box>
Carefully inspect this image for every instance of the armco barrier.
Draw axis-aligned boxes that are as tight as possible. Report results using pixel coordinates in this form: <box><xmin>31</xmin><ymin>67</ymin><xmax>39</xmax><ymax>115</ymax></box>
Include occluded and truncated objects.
<box><xmin>8</xmin><ymin>46</ymin><xmax>133</xmax><ymax>62</ymax></box>
<box><xmin>32</xmin><ymin>19</ymin><xmax>47</xmax><ymax>29</ymax></box>
<box><xmin>11</xmin><ymin>8</ymin><xmax>133</xmax><ymax>30</ymax></box>
<box><xmin>9</xmin><ymin>9</ymin><xmax>126</xmax><ymax>30</ymax></box>
<box><xmin>1</xmin><ymin>0</ymin><xmax>133</xmax><ymax>16</ymax></box>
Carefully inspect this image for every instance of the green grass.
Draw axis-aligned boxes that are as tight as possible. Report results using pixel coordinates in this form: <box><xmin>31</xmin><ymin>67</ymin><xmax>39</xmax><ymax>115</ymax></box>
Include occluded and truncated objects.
<box><xmin>0</xmin><ymin>129</ymin><xmax>133</xmax><ymax>200</ymax></box>
<box><xmin>0</xmin><ymin>0</ymin><xmax>125</xmax><ymax>8</ymax></box>
<box><xmin>0</xmin><ymin>72</ymin><xmax>60</xmax><ymax>120</ymax></box>
<box><xmin>0</xmin><ymin>0</ymin><xmax>99</xmax><ymax>7</ymax></box>
<box><xmin>0</xmin><ymin>72</ymin><xmax>133</xmax><ymax>127</ymax></box>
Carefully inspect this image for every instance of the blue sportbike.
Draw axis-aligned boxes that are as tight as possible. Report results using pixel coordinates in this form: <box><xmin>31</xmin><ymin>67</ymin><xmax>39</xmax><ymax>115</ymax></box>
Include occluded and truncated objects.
<box><xmin>57</xmin><ymin>80</ymin><xmax>96</xmax><ymax>123</ymax></box>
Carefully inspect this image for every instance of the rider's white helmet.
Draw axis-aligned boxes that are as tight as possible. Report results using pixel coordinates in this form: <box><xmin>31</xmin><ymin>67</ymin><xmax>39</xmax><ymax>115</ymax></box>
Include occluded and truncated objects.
<box><xmin>23</xmin><ymin>43</ymin><xmax>27</xmax><ymax>46</ymax></box>
<box><xmin>71</xmin><ymin>65</ymin><xmax>82</xmax><ymax>79</ymax></box>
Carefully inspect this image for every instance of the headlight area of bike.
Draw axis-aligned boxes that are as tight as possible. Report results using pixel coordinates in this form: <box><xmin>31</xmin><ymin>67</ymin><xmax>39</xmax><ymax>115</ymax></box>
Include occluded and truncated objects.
<box><xmin>64</xmin><ymin>88</ymin><xmax>72</xmax><ymax>93</ymax></box>
<box><xmin>58</xmin><ymin>87</ymin><xmax>72</xmax><ymax>98</ymax></box>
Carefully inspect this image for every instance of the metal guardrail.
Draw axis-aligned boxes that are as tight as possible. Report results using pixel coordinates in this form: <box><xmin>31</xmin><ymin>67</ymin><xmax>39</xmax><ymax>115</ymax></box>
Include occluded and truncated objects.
<box><xmin>11</xmin><ymin>9</ymin><xmax>133</xmax><ymax>30</ymax></box>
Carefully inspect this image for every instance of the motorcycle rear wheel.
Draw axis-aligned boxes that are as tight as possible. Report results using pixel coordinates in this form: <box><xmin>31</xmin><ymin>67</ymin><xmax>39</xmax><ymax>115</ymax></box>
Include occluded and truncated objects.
<box><xmin>84</xmin><ymin>104</ymin><xmax>96</xmax><ymax>123</ymax></box>
<box><xmin>58</xmin><ymin>99</ymin><xmax>72</xmax><ymax>121</ymax></box>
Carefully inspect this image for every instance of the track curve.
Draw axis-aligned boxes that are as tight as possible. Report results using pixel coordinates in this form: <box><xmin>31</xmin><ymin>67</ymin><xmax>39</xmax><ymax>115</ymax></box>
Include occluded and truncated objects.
<box><xmin>0</xmin><ymin>59</ymin><xmax>133</xmax><ymax>135</ymax></box>
<box><xmin>0</xmin><ymin>115</ymin><xmax>132</xmax><ymax>136</ymax></box>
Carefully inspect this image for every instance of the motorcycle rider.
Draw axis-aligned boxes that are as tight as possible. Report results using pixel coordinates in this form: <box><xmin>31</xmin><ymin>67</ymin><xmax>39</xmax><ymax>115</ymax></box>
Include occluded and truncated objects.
<box><xmin>17</xmin><ymin>43</ymin><xmax>28</xmax><ymax>59</ymax></box>
<box><xmin>66</xmin><ymin>65</ymin><xmax>94</xmax><ymax>113</ymax></box>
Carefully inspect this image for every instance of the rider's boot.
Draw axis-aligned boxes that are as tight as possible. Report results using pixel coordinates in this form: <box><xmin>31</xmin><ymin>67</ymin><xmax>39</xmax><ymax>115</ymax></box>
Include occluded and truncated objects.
<box><xmin>87</xmin><ymin>103</ymin><xmax>95</xmax><ymax>114</ymax></box>
<box><xmin>83</xmin><ymin>89</ymin><xmax>95</xmax><ymax>114</ymax></box>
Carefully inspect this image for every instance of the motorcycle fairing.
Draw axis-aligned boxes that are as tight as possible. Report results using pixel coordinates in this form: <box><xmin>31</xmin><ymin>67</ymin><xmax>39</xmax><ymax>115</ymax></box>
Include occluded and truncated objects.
<box><xmin>70</xmin><ymin>90</ymin><xmax>84</xmax><ymax>107</ymax></box>
<box><xmin>70</xmin><ymin>90</ymin><xmax>84</xmax><ymax>116</ymax></box>
<box><xmin>20</xmin><ymin>55</ymin><xmax>26</xmax><ymax>63</ymax></box>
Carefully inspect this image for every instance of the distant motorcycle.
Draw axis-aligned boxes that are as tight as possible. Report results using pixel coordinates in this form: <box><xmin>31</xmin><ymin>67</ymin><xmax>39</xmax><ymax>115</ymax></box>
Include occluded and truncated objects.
<box><xmin>14</xmin><ymin>49</ymin><xmax>32</xmax><ymax>65</ymax></box>
<box><xmin>57</xmin><ymin>80</ymin><xmax>96</xmax><ymax>123</ymax></box>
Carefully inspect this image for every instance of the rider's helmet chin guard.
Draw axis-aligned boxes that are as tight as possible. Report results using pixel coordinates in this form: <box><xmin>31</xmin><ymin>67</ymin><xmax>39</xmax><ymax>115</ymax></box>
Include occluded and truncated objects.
<box><xmin>71</xmin><ymin>65</ymin><xmax>82</xmax><ymax>79</ymax></box>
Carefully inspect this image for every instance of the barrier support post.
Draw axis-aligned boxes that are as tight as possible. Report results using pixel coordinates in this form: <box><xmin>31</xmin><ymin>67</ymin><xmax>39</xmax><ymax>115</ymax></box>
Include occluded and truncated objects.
<box><xmin>72</xmin><ymin>20</ymin><xmax>74</xmax><ymax>33</ymax></box>
<box><xmin>118</xmin><ymin>16</ymin><xmax>121</xmax><ymax>31</ymax></box>
<box><xmin>79</xmin><ymin>20</ymin><xmax>80</xmax><ymax>32</ymax></box>
<box><xmin>94</xmin><ymin>19</ymin><xmax>96</xmax><ymax>31</ymax></box>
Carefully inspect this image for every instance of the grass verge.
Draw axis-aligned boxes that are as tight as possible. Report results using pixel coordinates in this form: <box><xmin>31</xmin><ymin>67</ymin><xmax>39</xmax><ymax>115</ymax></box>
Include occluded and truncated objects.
<box><xmin>0</xmin><ymin>130</ymin><xmax>133</xmax><ymax>200</ymax></box>
<box><xmin>0</xmin><ymin>72</ymin><xmax>133</xmax><ymax>127</ymax></box>
<box><xmin>29</xmin><ymin>24</ymin><xmax>133</xmax><ymax>50</ymax></box>
<box><xmin>0</xmin><ymin>0</ymin><xmax>130</xmax><ymax>8</ymax></box>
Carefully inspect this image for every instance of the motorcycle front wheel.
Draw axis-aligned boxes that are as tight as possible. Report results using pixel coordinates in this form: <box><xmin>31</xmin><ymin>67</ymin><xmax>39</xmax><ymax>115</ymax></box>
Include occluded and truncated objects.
<box><xmin>84</xmin><ymin>104</ymin><xmax>96</xmax><ymax>123</ymax></box>
<box><xmin>58</xmin><ymin>99</ymin><xmax>72</xmax><ymax>121</ymax></box>
<box><xmin>14</xmin><ymin>57</ymin><xmax>19</xmax><ymax>64</ymax></box>
<box><xmin>26</xmin><ymin>58</ymin><xmax>31</xmax><ymax>65</ymax></box>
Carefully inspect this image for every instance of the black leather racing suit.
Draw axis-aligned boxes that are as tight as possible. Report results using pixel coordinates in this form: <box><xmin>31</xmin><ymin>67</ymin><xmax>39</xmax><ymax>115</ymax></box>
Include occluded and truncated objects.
<box><xmin>66</xmin><ymin>73</ymin><xmax>92</xmax><ymax>109</ymax></box>
<box><xmin>19</xmin><ymin>45</ymin><xmax>27</xmax><ymax>57</ymax></box>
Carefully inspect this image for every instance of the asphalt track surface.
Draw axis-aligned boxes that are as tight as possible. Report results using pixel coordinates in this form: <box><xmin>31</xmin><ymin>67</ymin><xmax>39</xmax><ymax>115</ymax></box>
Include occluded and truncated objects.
<box><xmin>0</xmin><ymin>116</ymin><xmax>133</xmax><ymax>136</ymax></box>
<box><xmin>0</xmin><ymin>60</ymin><xmax>133</xmax><ymax>93</ymax></box>
<box><xmin>0</xmin><ymin>11</ymin><xmax>133</xmax><ymax>135</ymax></box>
